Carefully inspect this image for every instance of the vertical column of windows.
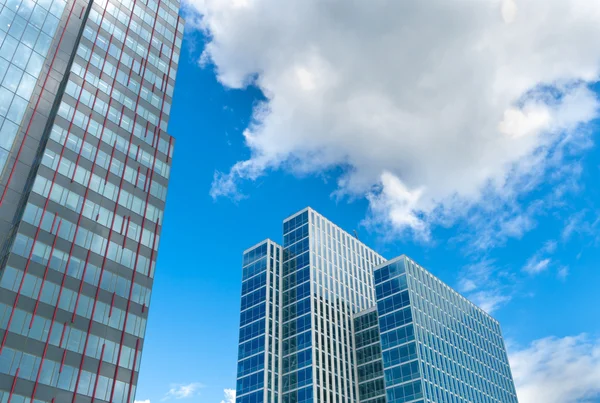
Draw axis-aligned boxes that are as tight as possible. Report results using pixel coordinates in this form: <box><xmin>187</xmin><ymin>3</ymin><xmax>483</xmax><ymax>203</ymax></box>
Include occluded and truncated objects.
<box><xmin>108</xmin><ymin>2</ymin><xmax>174</xmax><ymax>394</ymax></box>
<box><xmin>306</xmin><ymin>210</ymin><xmax>384</xmax><ymax>403</ymax></box>
<box><xmin>281</xmin><ymin>211</ymin><xmax>312</xmax><ymax>403</ymax></box>
<box><xmin>373</xmin><ymin>258</ymin><xmax>424</xmax><ymax>403</ymax></box>
<box><xmin>353</xmin><ymin>310</ymin><xmax>385</xmax><ymax>403</ymax></box>
<box><xmin>404</xmin><ymin>260</ymin><xmax>518</xmax><ymax>403</ymax></box>
<box><xmin>236</xmin><ymin>242</ymin><xmax>269</xmax><ymax>402</ymax></box>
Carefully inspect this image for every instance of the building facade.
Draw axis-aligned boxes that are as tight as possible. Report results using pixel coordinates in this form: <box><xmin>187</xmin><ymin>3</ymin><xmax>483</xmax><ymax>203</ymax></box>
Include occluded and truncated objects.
<box><xmin>235</xmin><ymin>208</ymin><xmax>518</xmax><ymax>403</ymax></box>
<box><xmin>374</xmin><ymin>256</ymin><xmax>518</xmax><ymax>403</ymax></box>
<box><xmin>237</xmin><ymin>240</ymin><xmax>282</xmax><ymax>403</ymax></box>
<box><xmin>0</xmin><ymin>0</ymin><xmax>183</xmax><ymax>400</ymax></box>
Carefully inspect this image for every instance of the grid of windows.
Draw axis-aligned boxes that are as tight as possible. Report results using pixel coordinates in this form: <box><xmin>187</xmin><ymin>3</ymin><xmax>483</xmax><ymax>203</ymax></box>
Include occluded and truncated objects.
<box><xmin>0</xmin><ymin>0</ymin><xmax>183</xmax><ymax>400</ymax></box>
<box><xmin>373</xmin><ymin>256</ymin><xmax>518</xmax><ymax>403</ymax></box>
<box><xmin>404</xmin><ymin>257</ymin><xmax>518</xmax><ymax>403</ymax></box>
<box><xmin>0</xmin><ymin>0</ymin><xmax>66</xmax><ymax>173</ymax></box>
<box><xmin>281</xmin><ymin>211</ymin><xmax>312</xmax><ymax>403</ymax></box>
<box><xmin>308</xmin><ymin>209</ymin><xmax>385</xmax><ymax>403</ymax></box>
<box><xmin>236</xmin><ymin>210</ymin><xmax>518</xmax><ymax>403</ymax></box>
<box><xmin>237</xmin><ymin>240</ymin><xmax>282</xmax><ymax>403</ymax></box>
<box><xmin>353</xmin><ymin>308</ymin><xmax>385</xmax><ymax>403</ymax></box>
<box><xmin>373</xmin><ymin>258</ymin><xmax>423</xmax><ymax>403</ymax></box>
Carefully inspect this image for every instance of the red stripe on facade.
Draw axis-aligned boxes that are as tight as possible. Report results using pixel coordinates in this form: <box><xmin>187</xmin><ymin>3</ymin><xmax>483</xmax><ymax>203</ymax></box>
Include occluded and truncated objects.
<box><xmin>0</xmin><ymin>0</ymin><xmax>83</xmax><ymax>352</ymax></box>
<box><xmin>7</xmin><ymin>368</ymin><xmax>20</xmax><ymax>403</ymax></box>
<box><xmin>90</xmin><ymin>343</ymin><xmax>106</xmax><ymax>403</ymax></box>
<box><xmin>60</xmin><ymin>349</ymin><xmax>67</xmax><ymax>372</ymax></box>
<box><xmin>72</xmin><ymin>249</ymin><xmax>92</xmax><ymax>323</ymax></box>
<box><xmin>109</xmin><ymin>292</ymin><xmax>116</xmax><ymax>317</ymax></box>
<box><xmin>126</xmin><ymin>338</ymin><xmax>141</xmax><ymax>403</ymax></box>
<box><xmin>0</xmin><ymin>0</ymin><xmax>78</xmax><ymax>207</ymax></box>
<box><xmin>29</xmin><ymin>220</ymin><xmax>63</xmax><ymax>328</ymax></box>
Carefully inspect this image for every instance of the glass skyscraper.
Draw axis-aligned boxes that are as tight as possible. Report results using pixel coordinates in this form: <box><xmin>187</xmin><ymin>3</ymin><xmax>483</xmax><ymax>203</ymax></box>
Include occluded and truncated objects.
<box><xmin>0</xmin><ymin>0</ymin><xmax>183</xmax><ymax>400</ymax></box>
<box><xmin>235</xmin><ymin>208</ymin><xmax>518</xmax><ymax>403</ymax></box>
<box><xmin>375</xmin><ymin>257</ymin><xmax>518</xmax><ymax>403</ymax></box>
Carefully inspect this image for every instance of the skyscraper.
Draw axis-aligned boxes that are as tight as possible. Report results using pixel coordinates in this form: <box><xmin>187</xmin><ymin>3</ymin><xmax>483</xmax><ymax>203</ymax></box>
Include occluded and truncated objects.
<box><xmin>0</xmin><ymin>0</ymin><xmax>183</xmax><ymax>400</ymax></box>
<box><xmin>374</xmin><ymin>257</ymin><xmax>518</xmax><ymax>403</ymax></box>
<box><xmin>237</xmin><ymin>240</ymin><xmax>282</xmax><ymax>403</ymax></box>
<box><xmin>235</xmin><ymin>208</ymin><xmax>518</xmax><ymax>403</ymax></box>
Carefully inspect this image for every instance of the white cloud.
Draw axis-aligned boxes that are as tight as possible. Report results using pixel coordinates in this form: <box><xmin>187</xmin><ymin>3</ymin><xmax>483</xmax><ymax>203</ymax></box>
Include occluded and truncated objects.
<box><xmin>457</xmin><ymin>259</ymin><xmax>512</xmax><ymax>314</ymax></box>
<box><xmin>221</xmin><ymin>389</ymin><xmax>236</xmax><ymax>403</ymax></box>
<box><xmin>187</xmin><ymin>0</ymin><xmax>600</xmax><ymax>239</ymax></box>
<box><xmin>523</xmin><ymin>257</ymin><xmax>551</xmax><ymax>274</ymax></box>
<box><xmin>469</xmin><ymin>290</ymin><xmax>512</xmax><ymax>314</ymax></box>
<box><xmin>510</xmin><ymin>334</ymin><xmax>600</xmax><ymax>403</ymax></box>
<box><xmin>161</xmin><ymin>383</ymin><xmax>203</xmax><ymax>401</ymax></box>
<box><xmin>557</xmin><ymin>266</ymin><xmax>570</xmax><ymax>281</ymax></box>
<box><xmin>523</xmin><ymin>239</ymin><xmax>558</xmax><ymax>275</ymax></box>
<box><xmin>135</xmin><ymin>400</ymin><xmax>151</xmax><ymax>403</ymax></box>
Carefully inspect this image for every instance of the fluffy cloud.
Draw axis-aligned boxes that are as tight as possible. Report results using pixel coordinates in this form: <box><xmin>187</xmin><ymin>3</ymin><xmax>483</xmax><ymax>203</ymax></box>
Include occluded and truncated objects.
<box><xmin>510</xmin><ymin>335</ymin><xmax>600</xmax><ymax>403</ymax></box>
<box><xmin>135</xmin><ymin>400</ymin><xmax>151</xmax><ymax>403</ymax></box>
<box><xmin>187</xmin><ymin>0</ymin><xmax>600</xmax><ymax>238</ymax></box>
<box><xmin>161</xmin><ymin>383</ymin><xmax>203</xmax><ymax>400</ymax></box>
<box><xmin>221</xmin><ymin>389</ymin><xmax>236</xmax><ymax>403</ymax></box>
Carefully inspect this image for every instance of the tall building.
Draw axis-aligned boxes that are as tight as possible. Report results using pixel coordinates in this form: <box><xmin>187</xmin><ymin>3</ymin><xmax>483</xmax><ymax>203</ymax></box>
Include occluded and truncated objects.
<box><xmin>0</xmin><ymin>0</ymin><xmax>184</xmax><ymax>400</ymax></box>
<box><xmin>374</xmin><ymin>257</ymin><xmax>518</xmax><ymax>403</ymax></box>
<box><xmin>235</xmin><ymin>208</ymin><xmax>518</xmax><ymax>403</ymax></box>
<box><xmin>237</xmin><ymin>240</ymin><xmax>282</xmax><ymax>403</ymax></box>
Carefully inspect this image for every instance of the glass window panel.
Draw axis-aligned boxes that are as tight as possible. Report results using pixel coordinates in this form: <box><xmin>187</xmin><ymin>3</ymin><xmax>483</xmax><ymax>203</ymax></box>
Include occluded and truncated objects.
<box><xmin>7</xmin><ymin>94</ymin><xmax>27</xmax><ymax>122</ymax></box>
<box><xmin>17</xmin><ymin>0</ymin><xmax>35</xmax><ymax>19</ymax></box>
<box><xmin>49</xmin><ymin>0</ymin><xmax>65</xmax><ymax>17</ymax></box>
<box><xmin>5</xmin><ymin>0</ymin><xmax>23</xmax><ymax>12</ymax></box>
<box><xmin>0</xmin><ymin>85</ymin><xmax>14</xmax><ymax>115</ymax></box>
<box><xmin>7</xmin><ymin>15</ymin><xmax>26</xmax><ymax>39</ymax></box>
<box><xmin>2</xmin><ymin>64</ymin><xmax>22</xmax><ymax>91</ymax></box>
<box><xmin>25</xmin><ymin>50</ymin><xmax>42</xmax><ymax>75</ymax></box>
<box><xmin>0</xmin><ymin>147</ymin><xmax>8</xmax><ymax>171</ymax></box>
<box><xmin>0</xmin><ymin>34</ymin><xmax>18</xmax><ymax>60</ymax></box>
<box><xmin>29</xmin><ymin>5</ymin><xmax>47</xmax><ymax>29</ymax></box>
<box><xmin>0</xmin><ymin>8</ymin><xmax>16</xmax><ymax>33</ymax></box>
<box><xmin>21</xmin><ymin>23</ymin><xmax>39</xmax><ymax>48</ymax></box>
<box><xmin>0</xmin><ymin>57</ymin><xmax>9</xmax><ymax>81</ymax></box>
<box><xmin>12</xmin><ymin>42</ymin><xmax>31</xmax><ymax>69</ymax></box>
<box><xmin>41</xmin><ymin>12</ymin><xmax>57</xmax><ymax>36</ymax></box>
<box><xmin>16</xmin><ymin>71</ymin><xmax>34</xmax><ymax>98</ymax></box>
<box><xmin>0</xmin><ymin>119</ymin><xmax>17</xmax><ymax>150</ymax></box>
<box><xmin>33</xmin><ymin>31</ymin><xmax>49</xmax><ymax>54</ymax></box>
<box><xmin>37</xmin><ymin>0</ymin><xmax>52</xmax><ymax>11</ymax></box>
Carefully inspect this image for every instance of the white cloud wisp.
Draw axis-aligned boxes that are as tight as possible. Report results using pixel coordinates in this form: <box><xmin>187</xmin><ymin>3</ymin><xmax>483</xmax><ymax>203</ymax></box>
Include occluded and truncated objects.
<box><xmin>161</xmin><ymin>383</ymin><xmax>203</xmax><ymax>401</ymax></box>
<box><xmin>187</xmin><ymin>0</ymin><xmax>600</xmax><ymax>239</ymax></box>
<box><xmin>510</xmin><ymin>334</ymin><xmax>600</xmax><ymax>403</ymax></box>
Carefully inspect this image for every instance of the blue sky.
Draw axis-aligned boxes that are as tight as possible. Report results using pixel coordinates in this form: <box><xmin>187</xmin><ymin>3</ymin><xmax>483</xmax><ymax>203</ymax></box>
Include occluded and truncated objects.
<box><xmin>135</xmin><ymin>1</ymin><xmax>600</xmax><ymax>402</ymax></box>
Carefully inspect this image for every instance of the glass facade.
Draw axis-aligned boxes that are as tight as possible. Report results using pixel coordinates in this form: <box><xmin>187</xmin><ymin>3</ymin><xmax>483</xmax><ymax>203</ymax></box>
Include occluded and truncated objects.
<box><xmin>0</xmin><ymin>0</ymin><xmax>183</xmax><ymax>401</ymax></box>
<box><xmin>353</xmin><ymin>308</ymin><xmax>385</xmax><ymax>403</ymax></box>
<box><xmin>373</xmin><ymin>256</ymin><xmax>519</xmax><ymax>403</ymax></box>
<box><xmin>237</xmin><ymin>240</ymin><xmax>282</xmax><ymax>403</ymax></box>
<box><xmin>0</xmin><ymin>0</ymin><xmax>66</xmax><ymax>173</ymax></box>
<box><xmin>237</xmin><ymin>208</ymin><xmax>386</xmax><ymax>403</ymax></box>
<box><xmin>236</xmin><ymin>209</ymin><xmax>519</xmax><ymax>403</ymax></box>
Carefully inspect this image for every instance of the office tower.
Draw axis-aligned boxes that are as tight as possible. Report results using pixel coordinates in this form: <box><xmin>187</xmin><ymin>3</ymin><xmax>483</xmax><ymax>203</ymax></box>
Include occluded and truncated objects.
<box><xmin>374</xmin><ymin>257</ymin><xmax>518</xmax><ymax>403</ymax></box>
<box><xmin>235</xmin><ymin>208</ymin><xmax>518</xmax><ymax>403</ymax></box>
<box><xmin>237</xmin><ymin>240</ymin><xmax>282</xmax><ymax>403</ymax></box>
<box><xmin>236</xmin><ymin>207</ymin><xmax>386</xmax><ymax>403</ymax></box>
<box><xmin>0</xmin><ymin>0</ymin><xmax>183</xmax><ymax>400</ymax></box>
